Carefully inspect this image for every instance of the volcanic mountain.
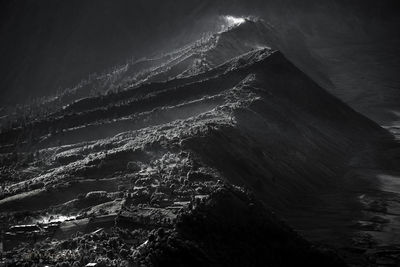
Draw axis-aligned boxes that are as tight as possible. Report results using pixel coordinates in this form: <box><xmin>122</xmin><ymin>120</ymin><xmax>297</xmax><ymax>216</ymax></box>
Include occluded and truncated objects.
<box><xmin>0</xmin><ymin>19</ymin><xmax>399</xmax><ymax>266</ymax></box>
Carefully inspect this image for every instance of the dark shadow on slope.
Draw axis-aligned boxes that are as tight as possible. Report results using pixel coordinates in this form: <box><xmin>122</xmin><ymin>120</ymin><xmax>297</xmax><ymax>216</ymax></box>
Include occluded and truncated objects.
<box><xmin>134</xmin><ymin>186</ymin><xmax>347</xmax><ymax>267</ymax></box>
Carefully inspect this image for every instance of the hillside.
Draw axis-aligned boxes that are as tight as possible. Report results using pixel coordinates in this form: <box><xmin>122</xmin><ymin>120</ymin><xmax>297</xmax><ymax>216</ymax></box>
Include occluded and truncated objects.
<box><xmin>0</xmin><ymin>20</ymin><xmax>399</xmax><ymax>266</ymax></box>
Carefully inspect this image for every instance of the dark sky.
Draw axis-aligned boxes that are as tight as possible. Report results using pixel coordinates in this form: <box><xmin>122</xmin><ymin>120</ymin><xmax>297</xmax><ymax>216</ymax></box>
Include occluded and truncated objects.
<box><xmin>0</xmin><ymin>0</ymin><xmax>399</xmax><ymax>106</ymax></box>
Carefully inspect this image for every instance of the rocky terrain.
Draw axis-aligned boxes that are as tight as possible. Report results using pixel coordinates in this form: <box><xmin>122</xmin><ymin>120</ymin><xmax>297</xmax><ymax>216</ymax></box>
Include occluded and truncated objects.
<box><xmin>0</xmin><ymin>19</ymin><xmax>399</xmax><ymax>266</ymax></box>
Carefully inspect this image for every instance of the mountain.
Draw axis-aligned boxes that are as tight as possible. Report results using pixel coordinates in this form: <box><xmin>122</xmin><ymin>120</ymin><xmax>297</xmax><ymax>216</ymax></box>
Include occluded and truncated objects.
<box><xmin>1</xmin><ymin>0</ymin><xmax>399</xmax><ymax>126</ymax></box>
<box><xmin>0</xmin><ymin>19</ymin><xmax>399</xmax><ymax>266</ymax></box>
<box><xmin>243</xmin><ymin>0</ymin><xmax>400</xmax><ymax>124</ymax></box>
<box><xmin>17</xmin><ymin>19</ymin><xmax>273</xmax><ymax>111</ymax></box>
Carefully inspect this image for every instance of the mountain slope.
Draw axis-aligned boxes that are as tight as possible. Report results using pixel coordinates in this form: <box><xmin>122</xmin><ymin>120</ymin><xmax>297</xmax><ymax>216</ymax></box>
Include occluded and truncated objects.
<box><xmin>0</xmin><ymin>21</ymin><xmax>399</xmax><ymax>266</ymax></box>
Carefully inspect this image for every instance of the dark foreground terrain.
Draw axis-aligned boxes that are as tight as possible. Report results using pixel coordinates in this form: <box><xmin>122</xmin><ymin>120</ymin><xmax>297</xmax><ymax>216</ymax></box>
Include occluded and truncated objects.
<box><xmin>0</xmin><ymin>20</ymin><xmax>399</xmax><ymax>266</ymax></box>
